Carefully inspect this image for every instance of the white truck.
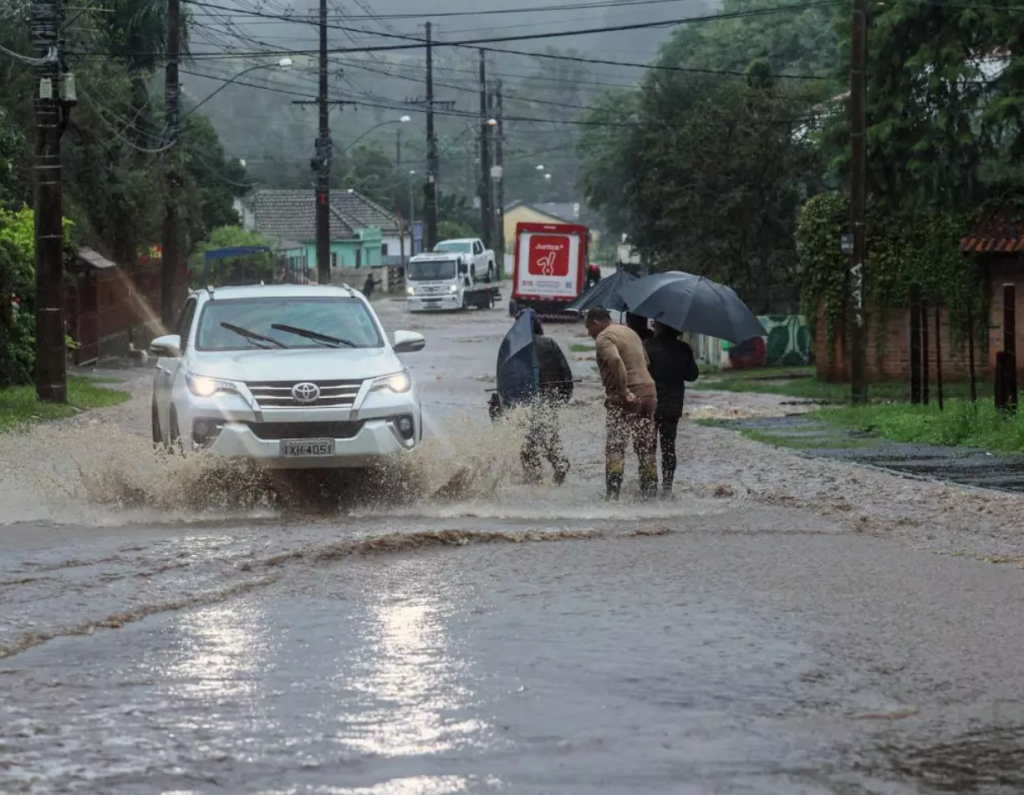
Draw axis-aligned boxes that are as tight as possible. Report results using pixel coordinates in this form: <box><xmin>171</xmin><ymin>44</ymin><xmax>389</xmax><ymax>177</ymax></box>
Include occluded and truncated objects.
<box><xmin>433</xmin><ymin>238</ymin><xmax>497</xmax><ymax>283</ymax></box>
<box><xmin>405</xmin><ymin>252</ymin><xmax>500</xmax><ymax>312</ymax></box>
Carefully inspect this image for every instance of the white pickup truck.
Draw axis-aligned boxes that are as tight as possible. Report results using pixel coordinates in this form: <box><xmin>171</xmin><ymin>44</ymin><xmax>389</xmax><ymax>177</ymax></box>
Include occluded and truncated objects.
<box><xmin>433</xmin><ymin>238</ymin><xmax>496</xmax><ymax>283</ymax></box>
<box><xmin>405</xmin><ymin>252</ymin><xmax>500</xmax><ymax>312</ymax></box>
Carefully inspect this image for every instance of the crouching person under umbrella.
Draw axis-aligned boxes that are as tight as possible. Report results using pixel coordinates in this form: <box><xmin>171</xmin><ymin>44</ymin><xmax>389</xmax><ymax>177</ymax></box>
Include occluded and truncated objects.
<box><xmin>644</xmin><ymin>321</ymin><xmax>699</xmax><ymax>498</ymax></box>
<box><xmin>521</xmin><ymin>313</ymin><xmax>573</xmax><ymax>485</ymax></box>
<box><xmin>584</xmin><ymin>307</ymin><xmax>658</xmax><ymax>500</ymax></box>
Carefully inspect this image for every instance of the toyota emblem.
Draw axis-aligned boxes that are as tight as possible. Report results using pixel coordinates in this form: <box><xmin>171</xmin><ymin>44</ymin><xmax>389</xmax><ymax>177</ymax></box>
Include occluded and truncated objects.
<box><xmin>291</xmin><ymin>382</ymin><xmax>320</xmax><ymax>403</ymax></box>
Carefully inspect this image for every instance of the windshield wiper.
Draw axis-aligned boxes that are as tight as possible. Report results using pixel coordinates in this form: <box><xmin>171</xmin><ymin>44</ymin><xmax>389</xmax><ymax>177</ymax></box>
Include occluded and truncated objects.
<box><xmin>220</xmin><ymin>322</ymin><xmax>286</xmax><ymax>349</ymax></box>
<box><xmin>271</xmin><ymin>323</ymin><xmax>357</xmax><ymax>348</ymax></box>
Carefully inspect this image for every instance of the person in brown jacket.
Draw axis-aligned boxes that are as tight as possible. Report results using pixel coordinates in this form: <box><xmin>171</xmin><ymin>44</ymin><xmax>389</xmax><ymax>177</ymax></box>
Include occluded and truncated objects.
<box><xmin>584</xmin><ymin>307</ymin><xmax>658</xmax><ymax>500</ymax></box>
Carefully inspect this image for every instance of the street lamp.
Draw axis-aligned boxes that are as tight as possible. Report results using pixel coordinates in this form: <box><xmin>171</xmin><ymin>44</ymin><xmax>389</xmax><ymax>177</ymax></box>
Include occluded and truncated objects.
<box><xmin>341</xmin><ymin>115</ymin><xmax>411</xmax><ymax>155</ymax></box>
<box><xmin>184</xmin><ymin>58</ymin><xmax>292</xmax><ymax>118</ymax></box>
<box><xmin>536</xmin><ymin>164</ymin><xmax>545</xmax><ymax>171</ymax></box>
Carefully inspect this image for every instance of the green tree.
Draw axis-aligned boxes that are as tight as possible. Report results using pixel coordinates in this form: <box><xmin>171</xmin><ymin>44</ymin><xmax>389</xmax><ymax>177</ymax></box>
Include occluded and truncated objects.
<box><xmin>190</xmin><ymin>226</ymin><xmax>274</xmax><ymax>286</ymax></box>
<box><xmin>580</xmin><ymin>71</ymin><xmax>825</xmax><ymax>309</ymax></box>
<box><xmin>658</xmin><ymin>0</ymin><xmax>843</xmax><ymax>91</ymax></box>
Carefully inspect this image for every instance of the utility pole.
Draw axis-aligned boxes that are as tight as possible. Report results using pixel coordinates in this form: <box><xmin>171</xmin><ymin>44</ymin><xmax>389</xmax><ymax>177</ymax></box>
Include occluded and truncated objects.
<box><xmin>493</xmin><ymin>81</ymin><xmax>505</xmax><ymax>278</ymax></box>
<box><xmin>315</xmin><ymin>0</ymin><xmax>331</xmax><ymax>285</ymax></box>
<box><xmin>161</xmin><ymin>0</ymin><xmax>181</xmax><ymax>328</ymax></box>
<box><xmin>293</xmin><ymin>5</ymin><xmax>352</xmax><ymax>281</ymax></box>
<box><xmin>32</xmin><ymin>0</ymin><xmax>67</xmax><ymax>403</ymax></box>
<box><xmin>424</xmin><ymin>22</ymin><xmax>438</xmax><ymax>250</ymax></box>
<box><xmin>849</xmin><ymin>0</ymin><xmax>868</xmax><ymax>404</ymax></box>
<box><xmin>478</xmin><ymin>49</ymin><xmax>492</xmax><ymax>250</ymax></box>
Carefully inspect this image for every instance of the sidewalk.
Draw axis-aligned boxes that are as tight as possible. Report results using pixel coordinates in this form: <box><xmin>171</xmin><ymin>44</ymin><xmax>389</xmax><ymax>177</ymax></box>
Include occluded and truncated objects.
<box><xmin>714</xmin><ymin>414</ymin><xmax>1024</xmax><ymax>494</ymax></box>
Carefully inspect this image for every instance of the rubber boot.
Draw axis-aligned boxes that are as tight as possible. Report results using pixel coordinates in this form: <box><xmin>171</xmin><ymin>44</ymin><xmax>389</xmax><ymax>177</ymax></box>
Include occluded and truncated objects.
<box><xmin>639</xmin><ymin>465</ymin><xmax>658</xmax><ymax>501</ymax></box>
<box><xmin>605</xmin><ymin>472</ymin><xmax>623</xmax><ymax>501</ymax></box>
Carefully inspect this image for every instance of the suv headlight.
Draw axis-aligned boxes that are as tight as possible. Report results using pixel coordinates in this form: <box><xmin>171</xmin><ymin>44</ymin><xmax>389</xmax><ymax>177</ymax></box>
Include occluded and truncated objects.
<box><xmin>407</xmin><ymin>285</ymin><xmax>416</xmax><ymax>296</ymax></box>
<box><xmin>449</xmin><ymin>284</ymin><xmax>459</xmax><ymax>294</ymax></box>
<box><xmin>371</xmin><ymin>370</ymin><xmax>412</xmax><ymax>394</ymax></box>
<box><xmin>186</xmin><ymin>372</ymin><xmax>237</xmax><ymax>398</ymax></box>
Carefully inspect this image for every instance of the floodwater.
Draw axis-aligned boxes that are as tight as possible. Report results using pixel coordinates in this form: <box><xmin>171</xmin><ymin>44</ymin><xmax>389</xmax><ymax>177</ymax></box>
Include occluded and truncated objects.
<box><xmin>4</xmin><ymin>295</ymin><xmax>1024</xmax><ymax>794</ymax></box>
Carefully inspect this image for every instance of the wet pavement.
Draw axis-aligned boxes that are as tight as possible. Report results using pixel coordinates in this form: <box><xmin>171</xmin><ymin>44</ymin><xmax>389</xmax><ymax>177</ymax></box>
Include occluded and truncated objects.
<box><xmin>717</xmin><ymin>414</ymin><xmax>1024</xmax><ymax>494</ymax></box>
<box><xmin>4</xmin><ymin>291</ymin><xmax>1024</xmax><ymax>793</ymax></box>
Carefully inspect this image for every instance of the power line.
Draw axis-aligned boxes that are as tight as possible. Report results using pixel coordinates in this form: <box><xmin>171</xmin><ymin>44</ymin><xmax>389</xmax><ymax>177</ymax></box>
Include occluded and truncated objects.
<box><xmin>84</xmin><ymin>0</ymin><xmax>840</xmax><ymax>74</ymax></box>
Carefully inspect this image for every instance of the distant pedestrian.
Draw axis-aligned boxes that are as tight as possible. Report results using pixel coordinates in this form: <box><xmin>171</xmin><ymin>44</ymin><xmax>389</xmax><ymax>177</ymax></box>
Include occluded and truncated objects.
<box><xmin>625</xmin><ymin>312</ymin><xmax>653</xmax><ymax>341</ymax></box>
<box><xmin>584</xmin><ymin>306</ymin><xmax>658</xmax><ymax>500</ymax></box>
<box><xmin>520</xmin><ymin>312</ymin><xmax>573</xmax><ymax>485</ymax></box>
<box><xmin>362</xmin><ymin>272</ymin><xmax>375</xmax><ymax>299</ymax></box>
<box><xmin>644</xmin><ymin>321</ymin><xmax>699</xmax><ymax>498</ymax></box>
<box><xmin>586</xmin><ymin>263</ymin><xmax>602</xmax><ymax>289</ymax></box>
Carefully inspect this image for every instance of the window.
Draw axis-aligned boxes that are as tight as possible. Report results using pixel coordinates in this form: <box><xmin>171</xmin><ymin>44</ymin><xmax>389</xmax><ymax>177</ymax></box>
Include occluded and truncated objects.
<box><xmin>381</xmin><ymin>242</ymin><xmax>389</xmax><ymax>257</ymax></box>
<box><xmin>473</xmin><ymin>241</ymin><xmax>483</xmax><ymax>255</ymax></box>
<box><xmin>177</xmin><ymin>298</ymin><xmax>197</xmax><ymax>349</ymax></box>
<box><xmin>331</xmin><ymin>252</ymin><xmax>339</xmax><ymax>268</ymax></box>
<box><xmin>408</xmin><ymin>259</ymin><xmax>457</xmax><ymax>281</ymax></box>
<box><xmin>195</xmin><ymin>297</ymin><xmax>384</xmax><ymax>351</ymax></box>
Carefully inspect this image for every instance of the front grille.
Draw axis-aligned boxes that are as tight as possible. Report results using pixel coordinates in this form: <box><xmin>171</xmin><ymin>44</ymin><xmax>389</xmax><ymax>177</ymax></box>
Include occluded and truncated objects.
<box><xmin>245</xmin><ymin>379</ymin><xmax>363</xmax><ymax>408</ymax></box>
<box><xmin>246</xmin><ymin>421</ymin><xmax>363</xmax><ymax>441</ymax></box>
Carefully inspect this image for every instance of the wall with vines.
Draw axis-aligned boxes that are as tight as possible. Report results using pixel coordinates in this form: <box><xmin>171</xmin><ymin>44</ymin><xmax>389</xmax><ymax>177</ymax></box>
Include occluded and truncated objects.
<box><xmin>797</xmin><ymin>192</ymin><xmax>989</xmax><ymax>365</ymax></box>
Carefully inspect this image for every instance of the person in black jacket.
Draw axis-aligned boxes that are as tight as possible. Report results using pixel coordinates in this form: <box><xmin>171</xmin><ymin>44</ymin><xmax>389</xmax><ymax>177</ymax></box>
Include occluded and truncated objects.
<box><xmin>521</xmin><ymin>313</ymin><xmax>573</xmax><ymax>485</ymax></box>
<box><xmin>626</xmin><ymin>312</ymin><xmax>653</xmax><ymax>341</ymax></box>
<box><xmin>643</xmin><ymin>321</ymin><xmax>699</xmax><ymax>497</ymax></box>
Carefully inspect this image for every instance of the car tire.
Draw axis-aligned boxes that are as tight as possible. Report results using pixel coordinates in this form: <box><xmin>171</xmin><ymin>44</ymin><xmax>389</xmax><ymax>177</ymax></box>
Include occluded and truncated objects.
<box><xmin>509</xmin><ymin>299</ymin><xmax>518</xmax><ymax>317</ymax></box>
<box><xmin>168</xmin><ymin>408</ymin><xmax>184</xmax><ymax>456</ymax></box>
<box><xmin>151</xmin><ymin>398</ymin><xmax>162</xmax><ymax>448</ymax></box>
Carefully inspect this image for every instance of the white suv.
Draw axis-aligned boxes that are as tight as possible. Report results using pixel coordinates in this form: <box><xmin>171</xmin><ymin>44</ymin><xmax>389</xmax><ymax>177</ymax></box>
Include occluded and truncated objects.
<box><xmin>149</xmin><ymin>284</ymin><xmax>425</xmax><ymax>469</ymax></box>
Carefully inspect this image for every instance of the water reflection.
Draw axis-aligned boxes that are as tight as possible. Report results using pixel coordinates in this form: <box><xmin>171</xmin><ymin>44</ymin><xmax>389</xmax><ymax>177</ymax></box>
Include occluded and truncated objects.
<box><xmin>343</xmin><ymin>563</ymin><xmax>491</xmax><ymax>757</ymax></box>
<box><xmin>162</xmin><ymin>600</ymin><xmax>272</xmax><ymax>704</ymax></box>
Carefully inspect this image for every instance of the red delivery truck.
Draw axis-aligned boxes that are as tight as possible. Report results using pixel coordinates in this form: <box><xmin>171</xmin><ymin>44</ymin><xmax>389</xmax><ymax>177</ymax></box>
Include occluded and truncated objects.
<box><xmin>509</xmin><ymin>221</ymin><xmax>589</xmax><ymax>318</ymax></box>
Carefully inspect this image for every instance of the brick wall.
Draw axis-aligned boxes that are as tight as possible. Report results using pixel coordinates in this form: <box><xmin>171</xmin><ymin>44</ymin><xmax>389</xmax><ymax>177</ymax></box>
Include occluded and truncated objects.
<box><xmin>816</xmin><ymin>302</ymin><xmax>989</xmax><ymax>383</ymax></box>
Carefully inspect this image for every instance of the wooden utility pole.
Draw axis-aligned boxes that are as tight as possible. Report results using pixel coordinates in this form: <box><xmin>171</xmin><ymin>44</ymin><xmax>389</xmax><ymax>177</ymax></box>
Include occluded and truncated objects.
<box><xmin>849</xmin><ymin>0</ymin><xmax>868</xmax><ymax>404</ymax></box>
<box><xmin>315</xmin><ymin>0</ymin><xmax>331</xmax><ymax>284</ymax></box>
<box><xmin>161</xmin><ymin>0</ymin><xmax>180</xmax><ymax>328</ymax></box>
<box><xmin>32</xmin><ymin>0</ymin><xmax>67</xmax><ymax>403</ymax></box>
<box><xmin>424</xmin><ymin>21</ymin><xmax>438</xmax><ymax>250</ymax></box>
<box><xmin>478</xmin><ymin>50</ymin><xmax>492</xmax><ymax>250</ymax></box>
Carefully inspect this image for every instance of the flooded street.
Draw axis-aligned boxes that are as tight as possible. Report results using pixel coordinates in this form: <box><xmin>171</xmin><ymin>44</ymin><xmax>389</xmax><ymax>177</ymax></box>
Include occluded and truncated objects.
<box><xmin>5</xmin><ymin>297</ymin><xmax>1024</xmax><ymax>793</ymax></box>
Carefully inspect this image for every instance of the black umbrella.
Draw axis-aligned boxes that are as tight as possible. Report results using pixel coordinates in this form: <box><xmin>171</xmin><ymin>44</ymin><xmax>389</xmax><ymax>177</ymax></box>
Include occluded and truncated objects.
<box><xmin>566</xmin><ymin>268</ymin><xmax>636</xmax><ymax>313</ymax></box>
<box><xmin>616</xmin><ymin>271</ymin><xmax>767</xmax><ymax>344</ymax></box>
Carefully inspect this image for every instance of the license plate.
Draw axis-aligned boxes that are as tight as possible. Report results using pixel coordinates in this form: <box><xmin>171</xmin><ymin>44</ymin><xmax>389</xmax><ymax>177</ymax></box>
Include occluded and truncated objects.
<box><xmin>281</xmin><ymin>439</ymin><xmax>335</xmax><ymax>457</ymax></box>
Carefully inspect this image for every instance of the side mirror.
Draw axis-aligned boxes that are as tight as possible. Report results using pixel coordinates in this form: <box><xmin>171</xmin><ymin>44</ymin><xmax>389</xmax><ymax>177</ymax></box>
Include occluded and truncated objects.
<box><xmin>393</xmin><ymin>330</ymin><xmax>426</xmax><ymax>353</ymax></box>
<box><xmin>150</xmin><ymin>333</ymin><xmax>182</xmax><ymax>358</ymax></box>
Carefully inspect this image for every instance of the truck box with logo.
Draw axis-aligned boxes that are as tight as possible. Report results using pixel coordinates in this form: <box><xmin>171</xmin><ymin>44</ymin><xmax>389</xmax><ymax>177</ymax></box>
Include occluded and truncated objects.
<box><xmin>509</xmin><ymin>221</ymin><xmax>589</xmax><ymax>318</ymax></box>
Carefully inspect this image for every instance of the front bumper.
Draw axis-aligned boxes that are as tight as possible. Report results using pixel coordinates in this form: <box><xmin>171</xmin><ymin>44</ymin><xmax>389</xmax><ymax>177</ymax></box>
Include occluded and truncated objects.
<box><xmin>178</xmin><ymin>385</ymin><xmax>421</xmax><ymax>469</ymax></box>
<box><xmin>407</xmin><ymin>294</ymin><xmax>461</xmax><ymax>311</ymax></box>
<box><xmin>201</xmin><ymin>416</ymin><xmax>418</xmax><ymax>469</ymax></box>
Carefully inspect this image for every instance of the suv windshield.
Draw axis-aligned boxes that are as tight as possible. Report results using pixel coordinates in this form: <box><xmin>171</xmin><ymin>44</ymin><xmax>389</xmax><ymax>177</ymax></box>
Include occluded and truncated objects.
<box><xmin>434</xmin><ymin>241</ymin><xmax>472</xmax><ymax>254</ymax></box>
<box><xmin>195</xmin><ymin>297</ymin><xmax>383</xmax><ymax>351</ymax></box>
<box><xmin>408</xmin><ymin>260</ymin><xmax>457</xmax><ymax>281</ymax></box>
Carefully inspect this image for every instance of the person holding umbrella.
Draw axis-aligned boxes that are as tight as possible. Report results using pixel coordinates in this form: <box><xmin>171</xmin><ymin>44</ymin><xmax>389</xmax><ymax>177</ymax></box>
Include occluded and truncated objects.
<box><xmin>519</xmin><ymin>312</ymin><xmax>573</xmax><ymax>485</ymax></box>
<box><xmin>644</xmin><ymin>321</ymin><xmax>699</xmax><ymax>498</ymax></box>
<box><xmin>584</xmin><ymin>306</ymin><xmax>658</xmax><ymax>500</ymax></box>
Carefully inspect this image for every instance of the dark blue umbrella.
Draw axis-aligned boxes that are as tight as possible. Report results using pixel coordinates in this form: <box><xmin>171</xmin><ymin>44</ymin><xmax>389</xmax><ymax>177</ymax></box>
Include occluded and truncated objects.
<box><xmin>495</xmin><ymin>308</ymin><xmax>540</xmax><ymax>408</ymax></box>
<box><xmin>617</xmin><ymin>271</ymin><xmax>767</xmax><ymax>344</ymax></box>
<box><xmin>567</xmin><ymin>268</ymin><xmax>637</xmax><ymax>313</ymax></box>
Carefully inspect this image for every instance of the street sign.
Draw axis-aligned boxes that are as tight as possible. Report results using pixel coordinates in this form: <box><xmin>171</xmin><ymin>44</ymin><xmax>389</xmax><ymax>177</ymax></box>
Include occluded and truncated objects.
<box><xmin>840</xmin><ymin>233</ymin><xmax>854</xmax><ymax>256</ymax></box>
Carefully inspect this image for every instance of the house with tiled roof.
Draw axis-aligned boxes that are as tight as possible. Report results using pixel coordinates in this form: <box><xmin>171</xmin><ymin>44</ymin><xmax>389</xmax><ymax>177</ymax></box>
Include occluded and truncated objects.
<box><xmin>238</xmin><ymin>189</ymin><xmax>407</xmax><ymax>277</ymax></box>
<box><xmin>502</xmin><ymin>200</ymin><xmax>600</xmax><ymax>251</ymax></box>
